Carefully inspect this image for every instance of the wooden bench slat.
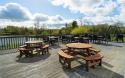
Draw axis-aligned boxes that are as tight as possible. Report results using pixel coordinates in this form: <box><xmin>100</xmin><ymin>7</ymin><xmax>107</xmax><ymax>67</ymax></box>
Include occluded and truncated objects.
<box><xmin>88</xmin><ymin>61</ymin><xmax>100</xmax><ymax>67</ymax></box>
<box><xmin>84</xmin><ymin>53</ymin><xmax>103</xmax><ymax>61</ymax></box>
<box><xmin>89</xmin><ymin>48</ymin><xmax>100</xmax><ymax>52</ymax></box>
<box><xmin>42</xmin><ymin>45</ymin><xmax>49</xmax><ymax>49</ymax></box>
<box><xmin>58</xmin><ymin>50</ymin><xmax>74</xmax><ymax>59</ymax></box>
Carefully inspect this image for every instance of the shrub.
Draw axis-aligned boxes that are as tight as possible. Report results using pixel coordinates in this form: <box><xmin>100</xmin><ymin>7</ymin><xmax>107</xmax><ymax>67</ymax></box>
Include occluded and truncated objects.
<box><xmin>42</xmin><ymin>31</ymin><xmax>50</xmax><ymax>36</ymax></box>
<box><xmin>71</xmin><ymin>26</ymin><xmax>89</xmax><ymax>35</ymax></box>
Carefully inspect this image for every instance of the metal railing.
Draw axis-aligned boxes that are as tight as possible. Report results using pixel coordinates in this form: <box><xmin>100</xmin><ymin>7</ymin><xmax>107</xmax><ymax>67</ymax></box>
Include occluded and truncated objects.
<box><xmin>0</xmin><ymin>34</ymin><xmax>124</xmax><ymax>50</ymax></box>
<box><xmin>0</xmin><ymin>35</ymin><xmax>43</xmax><ymax>50</ymax></box>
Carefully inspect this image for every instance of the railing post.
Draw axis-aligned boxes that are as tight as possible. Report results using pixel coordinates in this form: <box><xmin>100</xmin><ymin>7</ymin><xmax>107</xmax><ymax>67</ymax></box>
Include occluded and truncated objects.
<box><xmin>25</xmin><ymin>35</ymin><xmax>28</xmax><ymax>42</ymax></box>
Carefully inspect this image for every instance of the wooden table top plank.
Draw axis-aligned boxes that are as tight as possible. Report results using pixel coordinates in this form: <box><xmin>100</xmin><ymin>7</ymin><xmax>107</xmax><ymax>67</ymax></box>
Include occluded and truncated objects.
<box><xmin>25</xmin><ymin>40</ymin><xmax>43</xmax><ymax>44</ymax></box>
<box><xmin>66</xmin><ymin>43</ymin><xmax>92</xmax><ymax>49</ymax></box>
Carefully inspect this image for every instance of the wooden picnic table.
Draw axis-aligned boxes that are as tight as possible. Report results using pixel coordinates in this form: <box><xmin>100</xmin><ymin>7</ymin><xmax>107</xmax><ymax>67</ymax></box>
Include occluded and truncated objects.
<box><xmin>66</xmin><ymin>43</ymin><xmax>92</xmax><ymax>56</ymax></box>
<box><xmin>25</xmin><ymin>40</ymin><xmax>43</xmax><ymax>48</ymax></box>
<box><xmin>60</xmin><ymin>43</ymin><xmax>103</xmax><ymax>71</ymax></box>
<box><xmin>66</xmin><ymin>43</ymin><xmax>92</xmax><ymax>49</ymax></box>
<box><xmin>25</xmin><ymin>40</ymin><xmax>43</xmax><ymax>55</ymax></box>
<box><xmin>18</xmin><ymin>40</ymin><xmax>49</xmax><ymax>58</ymax></box>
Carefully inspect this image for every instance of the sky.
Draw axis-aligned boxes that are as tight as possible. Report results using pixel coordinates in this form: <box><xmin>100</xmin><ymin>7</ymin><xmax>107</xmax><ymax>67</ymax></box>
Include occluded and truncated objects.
<box><xmin>0</xmin><ymin>0</ymin><xmax>125</xmax><ymax>29</ymax></box>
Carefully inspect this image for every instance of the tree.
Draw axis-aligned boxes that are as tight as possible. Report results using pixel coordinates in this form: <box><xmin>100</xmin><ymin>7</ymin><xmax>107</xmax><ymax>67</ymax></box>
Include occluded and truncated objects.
<box><xmin>3</xmin><ymin>26</ymin><xmax>19</xmax><ymax>35</ymax></box>
<box><xmin>72</xmin><ymin>21</ymin><xmax>78</xmax><ymax>28</ymax></box>
<box><xmin>91</xmin><ymin>24</ymin><xmax>109</xmax><ymax>35</ymax></box>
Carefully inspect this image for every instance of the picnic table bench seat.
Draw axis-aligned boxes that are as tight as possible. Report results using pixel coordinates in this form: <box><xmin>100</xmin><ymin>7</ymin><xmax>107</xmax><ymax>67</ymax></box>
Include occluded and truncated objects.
<box><xmin>82</xmin><ymin>52</ymin><xmax>103</xmax><ymax>71</ymax></box>
<box><xmin>18</xmin><ymin>48</ymin><xmax>33</xmax><ymax>58</ymax></box>
<box><xmin>89</xmin><ymin>48</ymin><xmax>100</xmax><ymax>52</ymax></box>
<box><xmin>58</xmin><ymin>49</ymin><xmax>75</xmax><ymax>69</ymax></box>
<box><xmin>88</xmin><ymin>48</ymin><xmax>100</xmax><ymax>55</ymax></box>
<box><xmin>38</xmin><ymin>45</ymin><xmax>49</xmax><ymax>55</ymax></box>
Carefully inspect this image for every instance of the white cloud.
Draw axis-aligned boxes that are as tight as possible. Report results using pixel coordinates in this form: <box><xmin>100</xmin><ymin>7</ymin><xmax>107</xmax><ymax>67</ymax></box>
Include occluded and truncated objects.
<box><xmin>1</xmin><ymin>1</ymin><xmax>125</xmax><ymax>29</ymax></box>
<box><xmin>50</xmin><ymin>15</ymin><xmax>64</xmax><ymax>21</ymax></box>
<box><xmin>0</xmin><ymin>3</ymin><xmax>32</xmax><ymax>21</ymax></box>
<box><xmin>33</xmin><ymin>13</ymin><xmax>66</xmax><ymax>27</ymax></box>
<box><xmin>33</xmin><ymin>13</ymin><xmax>49</xmax><ymax>21</ymax></box>
<box><xmin>0</xmin><ymin>3</ymin><xmax>70</xmax><ymax>29</ymax></box>
<box><xmin>50</xmin><ymin>0</ymin><xmax>117</xmax><ymax>16</ymax></box>
<box><xmin>51</xmin><ymin>0</ymin><xmax>99</xmax><ymax>15</ymax></box>
<box><xmin>120</xmin><ymin>6</ymin><xmax>125</xmax><ymax>16</ymax></box>
<box><xmin>116</xmin><ymin>6</ymin><xmax>125</xmax><ymax>23</ymax></box>
<box><xmin>50</xmin><ymin>0</ymin><xmax>125</xmax><ymax>25</ymax></box>
<box><xmin>51</xmin><ymin>0</ymin><xmax>64</xmax><ymax>6</ymax></box>
<box><xmin>117</xmin><ymin>0</ymin><xmax>125</xmax><ymax>4</ymax></box>
<box><xmin>94</xmin><ymin>1</ymin><xmax>117</xmax><ymax>16</ymax></box>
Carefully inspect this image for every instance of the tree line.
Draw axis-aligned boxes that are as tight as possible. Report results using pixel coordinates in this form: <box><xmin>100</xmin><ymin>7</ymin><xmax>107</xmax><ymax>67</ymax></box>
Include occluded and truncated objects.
<box><xmin>0</xmin><ymin>21</ymin><xmax>125</xmax><ymax>36</ymax></box>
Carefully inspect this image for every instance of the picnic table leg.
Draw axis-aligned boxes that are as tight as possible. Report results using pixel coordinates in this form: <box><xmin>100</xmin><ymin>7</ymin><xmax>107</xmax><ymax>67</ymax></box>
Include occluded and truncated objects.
<box><xmin>59</xmin><ymin>55</ymin><xmax>64</xmax><ymax>64</ymax></box>
<box><xmin>29</xmin><ymin>50</ymin><xmax>33</xmax><ymax>57</ymax></box>
<box><xmin>46</xmin><ymin>47</ymin><xmax>49</xmax><ymax>53</ymax></box>
<box><xmin>42</xmin><ymin>49</ymin><xmax>44</xmax><ymax>55</ymax></box>
<box><xmin>99</xmin><ymin>59</ymin><xmax>102</xmax><ymax>66</ymax></box>
<box><xmin>86</xmin><ymin>48</ymin><xmax>91</xmax><ymax>56</ymax></box>
<box><xmin>19</xmin><ymin>51</ymin><xmax>23</xmax><ymax>58</ymax></box>
<box><xmin>67</xmin><ymin>59</ymin><xmax>71</xmax><ymax>69</ymax></box>
<box><xmin>59</xmin><ymin>55</ymin><xmax>61</xmax><ymax>63</ymax></box>
<box><xmin>86</xmin><ymin>61</ymin><xmax>89</xmax><ymax>71</ymax></box>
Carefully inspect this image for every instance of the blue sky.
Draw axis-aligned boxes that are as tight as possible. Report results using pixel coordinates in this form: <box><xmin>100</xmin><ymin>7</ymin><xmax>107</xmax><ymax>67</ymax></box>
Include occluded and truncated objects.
<box><xmin>0</xmin><ymin>0</ymin><xmax>83</xmax><ymax>19</ymax></box>
<box><xmin>0</xmin><ymin>0</ymin><xmax>125</xmax><ymax>28</ymax></box>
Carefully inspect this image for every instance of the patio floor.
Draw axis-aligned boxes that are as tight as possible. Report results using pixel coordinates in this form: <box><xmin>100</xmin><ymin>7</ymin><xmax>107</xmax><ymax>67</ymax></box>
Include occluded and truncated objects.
<box><xmin>0</xmin><ymin>43</ymin><xmax>125</xmax><ymax>78</ymax></box>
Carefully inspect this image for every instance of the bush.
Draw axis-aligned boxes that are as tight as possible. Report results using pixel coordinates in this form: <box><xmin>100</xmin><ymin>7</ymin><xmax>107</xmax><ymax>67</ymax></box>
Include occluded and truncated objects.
<box><xmin>51</xmin><ymin>29</ymin><xmax>60</xmax><ymax>35</ymax></box>
<box><xmin>42</xmin><ymin>31</ymin><xmax>50</xmax><ymax>36</ymax></box>
<box><xmin>91</xmin><ymin>24</ymin><xmax>109</xmax><ymax>34</ymax></box>
<box><xmin>71</xmin><ymin>26</ymin><xmax>89</xmax><ymax>35</ymax></box>
<box><xmin>59</xmin><ymin>27</ymin><xmax>72</xmax><ymax>35</ymax></box>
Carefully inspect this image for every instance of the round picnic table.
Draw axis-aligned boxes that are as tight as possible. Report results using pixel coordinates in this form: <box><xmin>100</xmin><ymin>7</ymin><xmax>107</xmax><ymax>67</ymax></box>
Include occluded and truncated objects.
<box><xmin>25</xmin><ymin>40</ymin><xmax>43</xmax><ymax>48</ymax></box>
<box><xmin>25</xmin><ymin>40</ymin><xmax>43</xmax><ymax>56</ymax></box>
<box><xmin>66</xmin><ymin>43</ymin><xmax>92</xmax><ymax>49</ymax></box>
<box><xmin>66</xmin><ymin>43</ymin><xmax>92</xmax><ymax>55</ymax></box>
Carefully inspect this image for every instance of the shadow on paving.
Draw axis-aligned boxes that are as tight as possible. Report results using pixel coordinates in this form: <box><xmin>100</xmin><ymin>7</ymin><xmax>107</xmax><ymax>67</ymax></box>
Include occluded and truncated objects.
<box><xmin>62</xmin><ymin>65</ymin><xmax>124</xmax><ymax>78</ymax></box>
<box><xmin>49</xmin><ymin>45</ymin><xmax>61</xmax><ymax>49</ymax></box>
<box><xmin>102</xmin><ymin>61</ymin><xmax>114</xmax><ymax>68</ymax></box>
<box><xmin>60</xmin><ymin>59</ymin><xmax>123</xmax><ymax>78</ymax></box>
<box><xmin>16</xmin><ymin>54</ymin><xmax>50</xmax><ymax>63</ymax></box>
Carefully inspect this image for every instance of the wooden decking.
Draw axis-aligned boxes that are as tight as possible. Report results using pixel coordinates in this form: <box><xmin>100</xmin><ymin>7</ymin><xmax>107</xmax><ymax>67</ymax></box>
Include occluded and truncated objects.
<box><xmin>0</xmin><ymin>43</ymin><xmax>125</xmax><ymax>78</ymax></box>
